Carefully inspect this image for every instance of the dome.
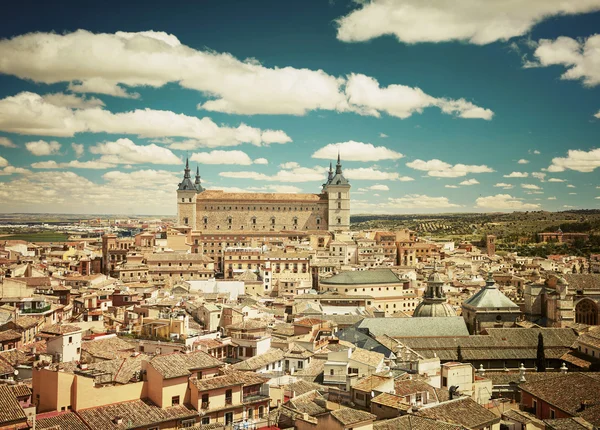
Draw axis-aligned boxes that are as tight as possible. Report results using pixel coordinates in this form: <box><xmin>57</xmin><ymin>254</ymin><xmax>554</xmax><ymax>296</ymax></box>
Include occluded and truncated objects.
<box><xmin>414</xmin><ymin>301</ymin><xmax>456</xmax><ymax>318</ymax></box>
<box><xmin>428</xmin><ymin>272</ymin><xmax>444</xmax><ymax>283</ymax></box>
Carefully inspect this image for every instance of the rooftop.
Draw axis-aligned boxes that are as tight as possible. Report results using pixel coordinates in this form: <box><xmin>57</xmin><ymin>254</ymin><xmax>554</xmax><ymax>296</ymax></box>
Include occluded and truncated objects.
<box><xmin>321</xmin><ymin>269</ymin><xmax>403</xmax><ymax>285</ymax></box>
<box><xmin>416</xmin><ymin>396</ymin><xmax>500</xmax><ymax>428</ymax></box>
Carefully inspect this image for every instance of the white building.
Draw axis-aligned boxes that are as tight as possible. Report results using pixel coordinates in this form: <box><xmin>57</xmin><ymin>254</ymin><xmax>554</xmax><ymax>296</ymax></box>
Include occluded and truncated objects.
<box><xmin>42</xmin><ymin>324</ymin><xmax>83</xmax><ymax>363</ymax></box>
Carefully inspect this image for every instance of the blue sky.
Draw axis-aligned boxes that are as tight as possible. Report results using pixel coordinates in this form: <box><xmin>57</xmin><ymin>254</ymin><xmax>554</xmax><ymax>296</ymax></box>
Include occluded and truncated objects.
<box><xmin>0</xmin><ymin>0</ymin><xmax>599</xmax><ymax>215</ymax></box>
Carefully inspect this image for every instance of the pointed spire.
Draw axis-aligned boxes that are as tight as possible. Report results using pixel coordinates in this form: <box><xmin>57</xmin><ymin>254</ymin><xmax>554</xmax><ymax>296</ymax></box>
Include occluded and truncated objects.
<box><xmin>328</xmin><ymin>162</ymin><xmax>333</xmax><ymax>181</ymax></box>
<box><xmin>194</xmin><ymin>165</ymin><xmax>204</xmax><ymax>193</ymax></box>
<box><xmin>183</xmin><ymin>158</ymin><xmax>191</xmax><ymax>178</ymax></box>
<box><xmin>178</xmin><ymin>158</ymin><xmax>195</xmax><ymax>190</ymax></box>
<box><xmin>336</xmin><ymin>151</ymin><xmax>342</xmax><ymax>174</ymax></box>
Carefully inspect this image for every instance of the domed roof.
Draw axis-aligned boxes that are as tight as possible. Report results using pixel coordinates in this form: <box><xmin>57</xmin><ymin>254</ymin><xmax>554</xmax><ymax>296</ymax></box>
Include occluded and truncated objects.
<box><xmin>428</xmin><ymin>271</ymin><xmax>444</xmax><ymax>283</ymax></box>
<box><xmin>463</xmin><ymin>274</ymin><xmax>519</xmax><ymax>309</ymax></box>
<box><xmin>413</xmin><ymin>301</ymin><xmax>456</xmax><ymax>318</ymax></box>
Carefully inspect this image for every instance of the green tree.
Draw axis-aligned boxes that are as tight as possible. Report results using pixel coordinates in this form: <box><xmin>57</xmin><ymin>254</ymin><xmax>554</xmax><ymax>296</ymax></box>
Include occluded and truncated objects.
<box><xmin>536</xmin><ymin>333</ymin><xmax>546</xmax><ymax>372</ymax></box>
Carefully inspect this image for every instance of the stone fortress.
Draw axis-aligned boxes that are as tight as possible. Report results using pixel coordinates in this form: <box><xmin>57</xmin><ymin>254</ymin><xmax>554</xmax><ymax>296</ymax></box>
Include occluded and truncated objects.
<box><xmin>177</xmin><ymin>154</ymin><xmax>351</xmax><ymax>233</ymax></box>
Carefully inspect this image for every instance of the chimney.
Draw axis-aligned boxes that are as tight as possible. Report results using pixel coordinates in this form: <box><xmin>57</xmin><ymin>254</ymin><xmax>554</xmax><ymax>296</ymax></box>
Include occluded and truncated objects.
<box><xmin>560</xmin><ymin>362</ymin><xmax>568</xmax><ymax>374</ymax></box>
<box><xmin>113</xmin><ymin>417</ymin><xmax>123</xmax><ymax>425</ymax></box>
<box><xmin>519</xmin><ymin>363</ymin><xmax>526</xmax><ymax>383</ymax></box>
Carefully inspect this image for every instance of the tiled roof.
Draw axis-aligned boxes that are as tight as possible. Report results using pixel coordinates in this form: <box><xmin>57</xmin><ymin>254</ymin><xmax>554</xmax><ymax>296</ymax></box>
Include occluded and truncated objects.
<box><xmin>285</xmin><ymin>380</ymin><xmax>327</xmax><ymax>396</ymax></box>
<box><xmin>577</xmin><ymin>327</ymin><xmax>600</xmax><ymax>349</ymax></box>
<box><xmin>81</xmin><ymin>337</ymin><xmax>136</xmax><ymax>360</ymax></box>
<box><xmin>225</xmin><ymin>319</ymin><xmax>268</xmax><ymax>331</ymax></box>
<box><xmin>36</xmin><ymin>411</ymin><xmax>89</xmax><ymax>430</ymax></box>
<box><xmin>416</xmin><ymin>397</ymin><xmax>500</xmax><ymax>428</ymax></box>
<box><xmin>321</xmin><ymin>269</ymin><xmax>402</xmax><ymax>285</ymax></box>
<box><xmin>42</xmin><ymin>324</ymin><xmax>82</xmax><ymax>335</ymax></box>
<box><xmin>77</xmin><ymin>398</ymin><xmax>197</xmax><ymax>429</ymax></box>
<box><xmin>0</xmin><ymin>384</ymin><xmax>27</xmax><ymax>426</ymax></box>
<box><xmin>520</xmin><ymin>373</ymin><xmax>600</xmax><ymax>425</ymax></box>
<box><xmin>544</xmin><ymin>417</ymin><xmax>596</xmax><ymax>430</ymax></box>
<box><xmin>294</xmin><ymin>317</ymin><xmax>325</xmax><ymax>327</ymax></box>
<box><xmin>330</xmin><ymin>407</ymin><xmax>376</xmax><ymax>426</ymax></box>
<box><xmin>232</xmin><ymin>348</ymin><xmax>284</xmax><ymax>371</ymax></box>
<box><xmin>150</xmin><ymin>351</ymin><xmax>222</xmax><ymax>379</ymax></box>
<box><xmin>563</xmin><ymin>274</ymin><xmax>600</xmax><ymax>290</ymax></box>
<box><xmin>350</xmin><ymin>347</ymin><xmax>384</xmax><ymax>368</ymax></box>
<box><xmin>10</xmin><ymin>384</ymin><xmax>31</xmax><ymax>398</ymax></box>
<box><xmin>0</xmin><ymin>329</ymin><xmax>21</xmax><ymax>342</ymax></box>
<box><xmin>357</xmin><ymin>317</ymin><xmax>469</xmax><ymax>338</ymax></box>
<box><xmin>196</xmin><ymin>189</ymin><xmax>325</xmax><ymax>202</ymax></box>
<box><xmin>371</xmin><ymin>392</ymin><xmax>411</xmax><ymax>411</ymax></box>
<box><xmin>373</xmin><ymin>415</ymin><xmax>464</xmax><ymax>430</ymax></box>
<box><xmin>502</xmin><ymin>409</ymin><xmax>545</xmax><ymax>426</ymax></box>
<box><xmin>285</xmin><ymin>390</ymin><xmax>328</xmax><ymax>417</ymax></box>
<box><xmin>353</xmin><ymin>374</ymin><xmax>391</xmax><ymax>392</ymax></box>
<box><xmin>12</xmin><ymin>316</ymin><xmax>41</xmax><ymax>329</ymax></box>
<box><xmin>463</xmin><ymin>281</ymin><xmax>519</xmax><ymax>309</ymax></box>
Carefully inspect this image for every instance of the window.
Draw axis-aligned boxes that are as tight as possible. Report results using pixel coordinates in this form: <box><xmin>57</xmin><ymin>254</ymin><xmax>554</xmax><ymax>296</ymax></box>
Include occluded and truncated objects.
<box><xmin>297</xmin><ymin>361</ymin><xmax>304</xmax><ymax>369</ymax></box>
<box><xmin>201</xmin><ymin>393</ymin><xmax>209</xmax><ymax>409</ymax></box>
<box><xmin>532</xmin><ymin>399</ymin><xmax>537</xmax><ymax>413</ymax></box>
<box><xmin>225</xmin><ymin>389</ymin><xmax>232</xmax><ymax>405</ymax></box>
<box><xmin>337</xmin><ymin>202</ymin><xmax>341</xmax><ymax>209</ymax></box>
<box><xmin>197</xmin><ymin>371</ymin><xmax>203</xmax><ymax>379</ymax></box>
<box><xmin>225</xmin><ymin>412</ymin><xmax>234</xmax><ymax>425</ymax></box>
<box><xmin>68</xmin><ymin>336</ymin><xmax>72</xmax><ymax>343</ymax></box>
<box><xmin>259</xmin><ymin>406</ymin><xmax>265</xmax><ymax>419</ymax></box>
<box><xmin>181</xmin><ymin>419</ymin><xmax>196</xmax><ymax>428</ymax></box>
<box><xmin>201</xmin><ymin>417</ymin><xmax>210</xmax><ymax>425</ymax></box>
<box><xmin>550</xmin><ymin>409</ymin><xmax>556</xmax><ymax>419</ymax></box>
<box><xmin>172</xmin><ymin>395</ymin><xmax>180</xmax><ymax>406</ymax></box>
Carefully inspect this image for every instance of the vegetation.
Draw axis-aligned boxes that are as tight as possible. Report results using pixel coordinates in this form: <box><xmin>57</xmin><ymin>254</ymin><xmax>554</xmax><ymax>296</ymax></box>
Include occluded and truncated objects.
<box><xmin>0</xmin><ymin>231</ymin><xmax>70</xmax><ymax>242</ymax></box>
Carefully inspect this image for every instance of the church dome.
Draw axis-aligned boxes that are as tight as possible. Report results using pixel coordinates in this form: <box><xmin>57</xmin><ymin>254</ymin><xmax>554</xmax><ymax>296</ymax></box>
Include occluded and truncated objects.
<box><xmin>413</xmin><ymin>301</ymin><xmax>456</xmax><ymax>318</ymax></box>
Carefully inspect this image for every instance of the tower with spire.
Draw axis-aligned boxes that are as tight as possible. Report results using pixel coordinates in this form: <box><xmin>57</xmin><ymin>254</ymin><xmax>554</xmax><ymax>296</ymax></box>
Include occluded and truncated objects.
<box><xmin>323</xmin><ymin>152</ymin><xmax>351</xmax><ymax>232</ymax></box>
<box><xmin>176</xmin><ymin>158</ymin><xmax>199</xmax><ymax>227</ymax></box>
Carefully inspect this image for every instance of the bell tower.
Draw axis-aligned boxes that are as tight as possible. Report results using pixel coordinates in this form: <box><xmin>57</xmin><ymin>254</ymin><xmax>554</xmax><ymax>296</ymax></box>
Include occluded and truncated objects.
<box><xmin>177</xmin><ymin>158</ymin><xmax>197</xmax><ymax>228</ymax></box>
<box><xmin>324</xmin><ymin>153</ymin><xmax>350</xmax><ymax>232</ymax></box>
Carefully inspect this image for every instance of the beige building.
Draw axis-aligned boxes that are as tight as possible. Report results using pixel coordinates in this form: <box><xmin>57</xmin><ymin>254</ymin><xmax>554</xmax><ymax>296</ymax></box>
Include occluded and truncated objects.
<box><xmin>177</xmin><ymin>156</ymin><xmax>351</xmax><ymax>233</ymax></box>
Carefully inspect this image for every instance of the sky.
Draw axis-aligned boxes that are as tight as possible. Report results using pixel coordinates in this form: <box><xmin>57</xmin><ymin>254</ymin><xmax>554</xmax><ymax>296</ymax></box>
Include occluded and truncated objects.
<box><xmin>0</xmin><ymin>0</ymin><xmax>599</xmax><ymax>215</ymax></box>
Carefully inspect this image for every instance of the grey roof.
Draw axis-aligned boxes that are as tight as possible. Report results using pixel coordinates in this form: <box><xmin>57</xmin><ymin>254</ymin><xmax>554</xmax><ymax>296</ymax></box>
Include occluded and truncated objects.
<box><xmin>178</xmin><ymin>158</ymin><xmax>196</xmax><ymax>191</ymax></box>
<box><xmin>356</xmin><ymin>317</ymin><xmax>469</xmax><ymax>338</ymax></box>
<box><xmin>413</xmin><ymin>302</ymin><xmax>457</xmax><ymax>318</ymax></box>
<box><xmin>463</xmin><ymin>277</ymin><xmax>519</xmax><ymax>309</ymax></box>
<box><xmin>321</xmin><ymin>269</ymin><xmax>403</xmax><ymax>285</ymax></box>
<box><xmin>336</xmin><ymin>328</ymin><xmax>395</xmax><ymax>358</ymax></box>
<box><xmin>324</xmin><ymin>155</ymin><xmax>350</xmax><ymax>187</ymax></box>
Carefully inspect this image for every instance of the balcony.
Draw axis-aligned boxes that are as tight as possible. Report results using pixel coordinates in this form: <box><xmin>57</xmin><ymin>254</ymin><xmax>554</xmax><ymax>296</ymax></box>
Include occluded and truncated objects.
<box><xmin>243</xmin><ymin>394</ymin><xmax>270</xmax><ymax>404</ymax></box>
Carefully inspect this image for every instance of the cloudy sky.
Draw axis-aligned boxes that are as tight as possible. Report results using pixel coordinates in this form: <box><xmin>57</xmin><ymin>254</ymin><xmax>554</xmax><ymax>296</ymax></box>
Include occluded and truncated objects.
<box><xmin>1</xmin><ymin>0</ymin><xmax>599</xmax><ymax>215</ymax></box>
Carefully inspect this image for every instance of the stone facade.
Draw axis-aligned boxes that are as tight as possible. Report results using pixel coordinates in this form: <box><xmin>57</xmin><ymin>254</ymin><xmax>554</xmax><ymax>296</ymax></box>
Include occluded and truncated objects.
<box><xmin>177</xmin><ymin>157</ymin><xmax>350</xmax><ymax>233</ymax></box>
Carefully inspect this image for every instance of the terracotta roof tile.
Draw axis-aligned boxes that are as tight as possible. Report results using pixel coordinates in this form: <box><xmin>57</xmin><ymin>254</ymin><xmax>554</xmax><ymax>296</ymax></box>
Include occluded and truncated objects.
<box><xmin>0</xmin><ymin>384</ymin><xmax>27</xmax><ymax>426</ymax></box>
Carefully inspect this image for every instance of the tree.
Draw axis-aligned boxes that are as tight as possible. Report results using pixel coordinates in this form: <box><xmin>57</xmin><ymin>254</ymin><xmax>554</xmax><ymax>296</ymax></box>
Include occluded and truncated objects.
<box><xmin>536</xmin><ymin>333</ymin><xmax>546</xmax><ymax>372</ymax></box>
<box><xmin>457</xmin><ymin>345</ymin><xmax>464</xmax><ymax>362</ymax></box>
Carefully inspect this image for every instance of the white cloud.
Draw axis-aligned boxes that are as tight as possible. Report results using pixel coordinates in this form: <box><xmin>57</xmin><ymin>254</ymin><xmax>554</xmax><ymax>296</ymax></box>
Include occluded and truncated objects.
<box><xmin>521</xmin><ymin>184</ymin><xmax>542</xmax><ymax>190</ymax></box>
<box><xmin>0</xmin><ymin>92</ymin><xmax>291</xmax><ymax>147</ymax></box>
<box><xmin>548</xmin><ymin>196</ymin><xmax>557</xmax><ymax>200</ymax></box>
<box><xmin>312</xmin><ymin>141</ymin><xmax>403</xmax><ymax>161</ymax></box>
<box><xmin>0</xmin><ymin>156</ymin><xmax>8</xmax><ymax>167</ymax></box>
<box><xmin>530</xmin><ymin>35</ymin><xmax>600</xmax><ymax>87</ymax></box>
<box><xmin>567</xmin><ymin>184</ymin><xmax>576</xmax><ymax>188</ymax></box>
<box><xmin>548</xmin><ymin>148</ymin><xmax>600</xmax><ymax>172</ymax></box>
<box><xmin>344</xmin><ymin>167</ymin><xmax>413</xmax><ymax>181</ymax></box>
<box><xmin>0</xmin><ymin>30</ymin><xmax>493</xmax><ymax>120</ymax></box>
<box><xmin>532</xmin><ymin>172</ymin><xmax>546</xmax><ymax>181</ymax></box>
<box><xmin>25</xmin><ymin>140</ymin><xmax>61</xmax><ymax>156</ymax></box>
<box><xmin>71</xmin><ymin>143</ymin><xmax>84</xmax><ymax>157</ymax></box>
<box><xmin>445</xmin><ymin>185</ymin><xmax>459</xmax><ymax>189</ymax></box>
<box><xmin>531</xmin><ymin>149</ymin><xmax>541</xmax><ymax>155</ymax></box>
<box><xmin>379</xmin><ymin>133</ymin><xmax>388</xmax><ymax>138</ymax></box>
<box><xmin>569</xmin><ymin>192</ymin><xmax>577</xmax><ymax>195</ymax></box>
<box><xmin>90</xmin><ymin>138</ymin><xmax>181</xmax><ymax>165</ymax></box>
<box><xmin>42</xmin><ymin>92</ymin><xmax>105</xmax><ymax>108</ymax></box>
<box><xmin>547</xmin><ymin>178</ymin><xmax>565</xmax><ymax>182</ymax></box>
<box><xmin>459</xmin><ymin>179</ymin><xmax>479</xmax><ymax>186</ymax></box>
<box><xmin>31</xmin><ymin>159</ymin><xmax>116</xmax><ymax>169</ymax></box>
<box><xmin>503</xmin><ymin>171</ymin><xmax>529</xmax><ymax>178</ymax></box>
<box><xmin>518</xmin><ymin>159</ymin><xmax>529</xmax><ymax>164</ymax></box>
<box><xmin>494</xmin><ymin>183</ymin><xmax>514</xmax><ymax>189</ymax></box>
<box><xmin>386</xmin><ymin>194</ymin><xmax>460</xmax><ymax>209</ymax></box>
<box><xmin>254</xmin><ymin>158</ymin><xmax>268</xmax><ymax>165</ymax></box>
<box><xmin>358</xmin><ymin>184</ymin><xmax>390</xmax><ymax>191</ymax></box>
<box><xmin>219</xmin><ymin>165</ymin><xmax>327</xmax><ymax>183</ymax></box>
<box><xmin>335</xmin><ymin>1</ymin><xmax>600</xmax><ymax>45</ymax></box>
<box><xmin>475</xmin><ymin>194</ymin><xmax>541</xmax><ymax>210</ymax></box>
<box><xmin>345</xmin><ymin>73</ymin><xmax>493</xmax><ymax>120</ymax></box>
<box><xmin>0</xmin><ymin>165</ymin><xmax>30</xmax><ymax>176</ymax></box>
<box><xmin>406</xmin><ymin>158</ymin><xmax>494</xmax><ymax>177</ymax></box>
<box><xmin>563</xmin><ymin>205</ymin><xmax>575</xmax><ymax>208</ymax></box>
<box><xmin>191</xmin><ymin>150</ymin><xmax>254</xmax><ymax>165</ymax></box>
<box><xmin>0</xmin><ymin>137</ymin><xmax>16</xmax><ymax>148</ymax></box>
<box><xmin>280</xmin><ymin>162</ymin><xmax>300</xmax><ymax>169</ymax></box>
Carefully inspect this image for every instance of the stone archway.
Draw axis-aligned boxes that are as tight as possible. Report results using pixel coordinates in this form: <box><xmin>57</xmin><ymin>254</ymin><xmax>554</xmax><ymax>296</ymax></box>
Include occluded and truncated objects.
<box><xmin>575</xmin><ymin>299</ymin><xmax>598</xmax><ymax>325</ymax></box>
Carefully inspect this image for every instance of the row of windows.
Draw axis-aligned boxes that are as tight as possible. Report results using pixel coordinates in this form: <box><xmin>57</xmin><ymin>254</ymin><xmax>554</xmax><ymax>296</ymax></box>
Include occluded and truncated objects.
<box><xmin>203</xmin><ymin>205</ymin><xmax>324</xmax><ymax>211</ymax></box>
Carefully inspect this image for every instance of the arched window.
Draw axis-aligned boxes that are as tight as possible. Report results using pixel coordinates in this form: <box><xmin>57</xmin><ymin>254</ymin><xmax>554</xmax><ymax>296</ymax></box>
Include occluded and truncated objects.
<box><xmin>576</xmin><ymin>299</ymin><xmax>598</xmax><ymax>325</ymax></box>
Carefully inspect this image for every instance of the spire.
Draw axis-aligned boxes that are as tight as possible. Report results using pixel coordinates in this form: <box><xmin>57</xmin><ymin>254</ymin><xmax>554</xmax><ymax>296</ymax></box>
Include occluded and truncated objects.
<box><xmin>178</xmin><ymin>158</ymin><xmax>195</xmax><ymax>191</ymax></box>
<box><xmin>194</xmin><ymin>165</ymin><xmax>204</xmax><ymax>193</ymax></box>
<box><xmin>336</xmin><ymin>151</ymin><xmax>342</xmax><ymax>174</ymax></box>
<box><xmin>328</xmin><ymin>162</ymin><xmax>333</xmax><ymax>181</ymax></box>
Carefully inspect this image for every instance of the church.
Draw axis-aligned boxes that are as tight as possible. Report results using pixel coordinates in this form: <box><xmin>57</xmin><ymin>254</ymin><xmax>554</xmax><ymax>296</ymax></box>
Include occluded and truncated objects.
<box><xmin>176</xmin><ymin>155</ymin><xmax>351</xmax><ymax>233</ymax></box>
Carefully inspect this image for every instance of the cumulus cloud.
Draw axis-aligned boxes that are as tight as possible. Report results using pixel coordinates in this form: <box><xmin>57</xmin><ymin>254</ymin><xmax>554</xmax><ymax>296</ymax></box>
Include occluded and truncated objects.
<box><xmin>344</xmin><ymin>73</ymin><xmax>493</xmax><ymax>120</ymax></box>
<box><xmin>548</xmin><ymin>196</ymin><xmax>557</xmax><ymax>200</ymax></box>
<box><xmin>220</xmin><ymin>165</ymin><xmax>327</xmax><ymax>183</ymax></box>
<box><xmin>406</xmin><ymin>158</ymin><xmax>494</xmax><ymax>178</ymax></box>
<box><xmin>191</xmin><ymin>150</ymin><xmax>254</xmax><ymax>165</ymax></box>
<box><xmin>522</xmin><ymin>184</ymin><xmax>542</xmax><ymax>190</ymax></box>
<box><xmin>0</xmin><ymin>137</ymin><xmax>16</xmax><ymax>148</ymax></box>
<box><xmin>386</xmin><ymin>194</ymin><xmax>460</xmax><ymax>209</ymax></box>
<box><xmin>503</xmin><ymin>171</ymin><xmax>529</xmax><ymax>178</ymax></box>
<box><xmin>459</xmin><ymin>179</ymin><xmax>479</xmax><ymax>186</ymax></box>
<box><xmin>71</xmin><ymin>143</ymin><xmax>84</xmax><ymax>157</ymax></box>
<box><xmin>0</xmin><ymin>30</ymin><xmax>492</xmax><ymax>120</ymax></box>
<box><xmin>518</xmin><ymin>159</ymin><xmax>529</xmax><ymax>164</ymax></box>
<box><xmin>344</xmin><ymin>167</ymin><xmax>413</xmax><ymax>181</ymax></box>
<box><xmin>42</xmin><ymin>92</ymin><xmax>105</xmax><ymax>109</ymax></box>
<box><xmin>475</xmin><ymin>194</ymin><xmax>541</xmax><ymax>210</ymax></box>
<box><xmin>567</xmin><ymin>184</ymin><xmax>576</xmax><ymax>188</ymax></box>
<box><xmin>25</xmin><ymin>140</ymin><xmax>61</xmax><ymax>156</ymax></box>
<box><xmin>31</xmin><ymin>159</ymin><xmax>116</xmax><ymax>169</ymax></box>
<box><xmin>312</xmin><ymin>141</ymin><xmax>403</xmax><ymax>161</ymax></box>
<box><xmin>335</xmin><ymin>1</ymin><xmax>600</xmax><ymax>45</ymax></box>
<box><xmin>0</xmin><ymin>156</ymin><xmax>8</xmax><ymax>168</ymax></box>
<box><xmin>0</xmin><ymin>92</ymin><xmax>291</xmax><ymax>147</ymax></box>
<box><xmin>530</xmin><ymin>34</ymin><xmax>600</xmax><ymax>87</ymax></box>
<box><xmin>379</xmin><ymin>133</ymin><xmax>388</xmax><ymax>138</ymax></box>
<box><xmin>548</xmin><ymin>148</ymin><xmax>600</xmax><ymax>173</ymax></box>
<box><xmin>358</xmin><ymin>184</ymin><xmax>390</xmax><ymax>191</ymax></box>
<box><xmin>445</xmin><ymin>185</ymin><xmax>459</xmax><ymax>189</ymax></box>
<box><xmin>494</xmin><ymin>183</ymin><xmax>514</xmax><ymax>189</ymax></box>
<box><xmin>90</xmin><ymin>138</ymin><xmax>181</xmax><ymax>165</ymax></box>
<box><xmin>254</xmin><ymin>158</ymin><xmax>268</xmax><ymax>165</ymax></box>
<box><xmin>532</xmin><ymin>172</ymin><xmax>546</xmax><ymax>181</ymax></box>
<box><xmin>280</xmin><ymin>162</ymin><xmax>300</xmax><ymax>169</ymax></box>
<box><xmin>547</xmin><ymin>178</ymin><xmax>565</xmax><ymax>182</ymax></box>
